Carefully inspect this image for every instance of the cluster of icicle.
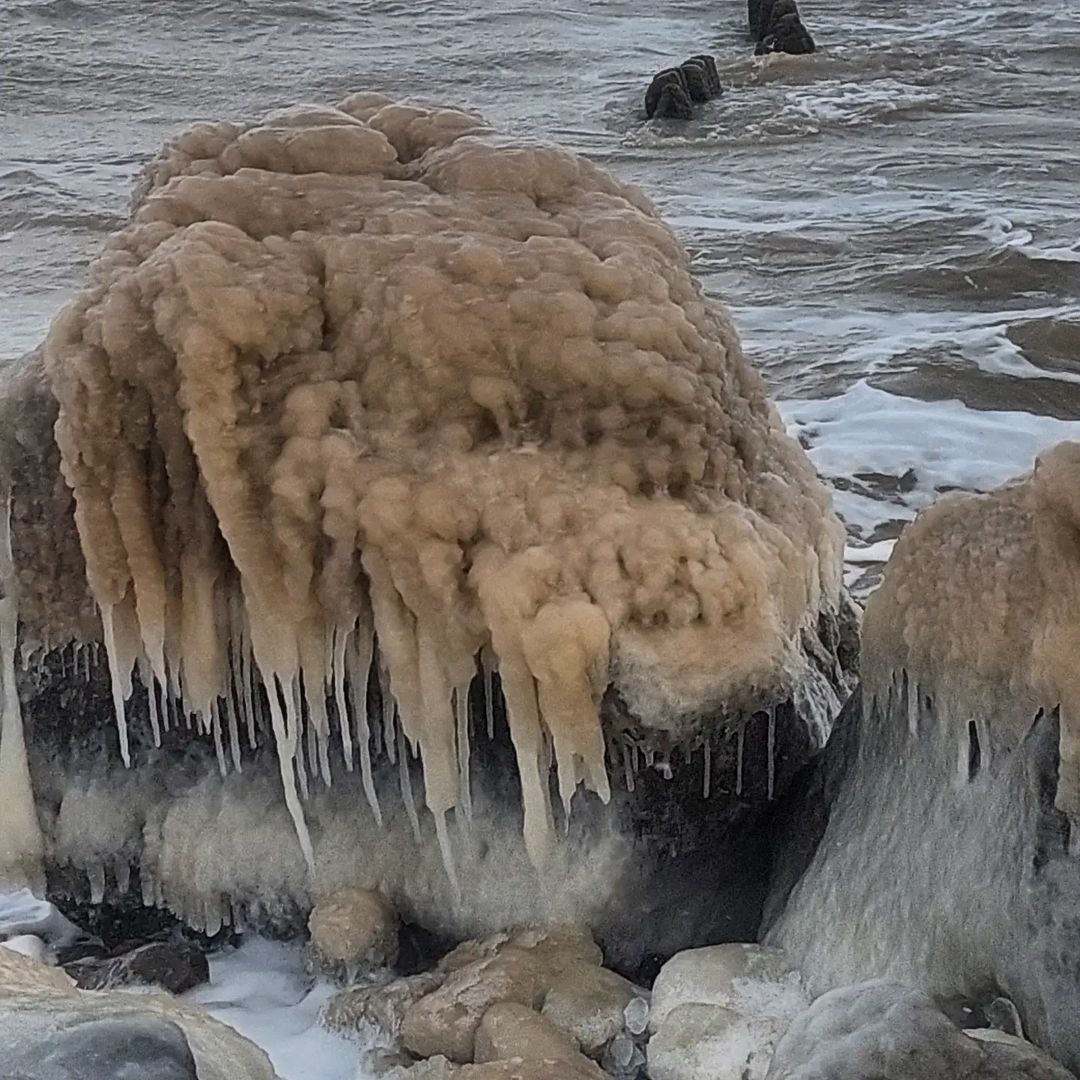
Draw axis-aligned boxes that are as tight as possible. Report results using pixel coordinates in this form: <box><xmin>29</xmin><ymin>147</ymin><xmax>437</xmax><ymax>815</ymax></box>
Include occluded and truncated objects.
<box><xmin>0</xmin><ymin>93</ymin><xmax>846</xmax><ymax>892</ymax></box>
<box><xmin>860</xmin><ymin>440</ymin><xmax>1080</xmax><ymax>833</ymax></box>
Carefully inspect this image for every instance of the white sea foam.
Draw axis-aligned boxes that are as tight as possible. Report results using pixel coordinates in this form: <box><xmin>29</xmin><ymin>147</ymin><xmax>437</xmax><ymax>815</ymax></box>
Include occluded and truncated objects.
<box><xmin>183</xmin><ymin>938</ymin><xmax>366</xmax><ymax>1080</ymax></box>
<box><xmin>781</xmin><ymin>380</ymin><xmax>1080</xmax><ymax>537</ymax></box>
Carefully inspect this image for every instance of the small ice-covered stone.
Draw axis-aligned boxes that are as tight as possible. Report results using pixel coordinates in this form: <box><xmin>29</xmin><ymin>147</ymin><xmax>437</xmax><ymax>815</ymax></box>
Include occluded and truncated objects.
<box><xmin>624</xmin><ymin>995</ymin><xmax>649</xmax><ymax>1036</ymax></box>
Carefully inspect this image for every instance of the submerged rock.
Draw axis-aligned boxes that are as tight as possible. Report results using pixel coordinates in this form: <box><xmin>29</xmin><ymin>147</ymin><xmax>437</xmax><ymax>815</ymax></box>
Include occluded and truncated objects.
<box><xmin>766</xmin><ymin>444</ymin><xmax>1080</xmax><ymax>1072</ymax></box>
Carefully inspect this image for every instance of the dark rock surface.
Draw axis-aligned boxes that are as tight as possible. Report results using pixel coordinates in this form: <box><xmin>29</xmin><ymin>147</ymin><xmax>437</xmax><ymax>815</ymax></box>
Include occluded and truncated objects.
<box><xmin>0</xmin><ymin>1014</ymin><xmax>199</xmax><ymax>1080</ymax></box>
<box><xmin>64</xmin><ymin>939</ymin><xmax>209</xmax><ymax>994</ymax></box>
<box><xmin>756</xmin><ymin>13</ymin><xmax>816</xmax><ymax>55</ymax></box>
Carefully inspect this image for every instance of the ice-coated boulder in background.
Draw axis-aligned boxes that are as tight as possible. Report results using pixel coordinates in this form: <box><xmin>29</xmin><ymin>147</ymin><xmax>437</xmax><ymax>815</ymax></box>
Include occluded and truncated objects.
<box><xmin>0</xmin><ymin>92</ymin><xmax>856</xmax><ymax>969</ymax></box>
<box><xmin>766</xmin><ymin>444</ymin><xmax>1080</xmax><ymax>1072</ymax></box>
<box><xmin>765</xmin><ymin>980</ymin><xmax>1076</xmax><ymax>1080</ymax></box>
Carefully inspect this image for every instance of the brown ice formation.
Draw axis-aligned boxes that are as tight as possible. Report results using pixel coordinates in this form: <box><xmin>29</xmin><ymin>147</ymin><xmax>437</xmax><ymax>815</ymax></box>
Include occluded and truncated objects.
<box><xmin>0</xmin><ymin>94</ymin><xmax>846</xmax><ymax>900</ymax></box>
<box><xmin>862</xmin><ymin>440</ymin><xmax>1080</xmax><ymax>828</ymax></box>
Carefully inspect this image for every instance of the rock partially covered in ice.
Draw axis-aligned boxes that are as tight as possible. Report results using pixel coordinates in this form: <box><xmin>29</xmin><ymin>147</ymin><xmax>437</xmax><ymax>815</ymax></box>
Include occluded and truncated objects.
<box><xmin>766</xmin><ymin>445</ymin><xmax>1080</xmax><ymax>1073</ymax></box>
<box><xmin>0</xmin><ymin>890</ymin><xmax>81</xmax><ymax>951</ymax></box>
<box><xmin>649</xmin><ymin>943</ymin><xmax>803</xmax><ymax>1031</ymax></box>
<box><xmin>308</xmin><ymin>887</ymin><xmax>398</xmax><ymax>983</ymax></box>
<box><xmin>321</xmin><ymin>970</ymin><xmax>443</xmax><ymax>1040</ymax></box>
<box><xmin>541</xmin><ymin>962</ymin><xmax>645</xmax><ymax>1056</ymax></box>
<box><xmin>401</xmin><ymin>926</ymin><xmax>604</xmax><ymax>1063</ymax></box>
<box><xmin>0</xmin><ymin>91</ymin><xmax>853</xmax><ymax>963</ymax></box>
<box><xmin>765</xmin><ymin>980</ymin><xmax>1075</xmax><ymax>1080</ymax></box>
<box><xmin>474</xmin><ymin>1001</ymin><xmax>602</xmax><ymax>1076</ymax></box>
<box><xmin>1</xmin><ymin>1014</ymin><xmax>199</xmax><ymax>1080</ymax></box>
<box><xmin>64</xmin><ymin>939</ymin><xmax>209</xmax><ymax>994</ymax></box>
<box><xmin>646</xmin><ymin>944</ymin><xmax>807</xmax><ymax>1080</ymax></box>
<box><xmin>0</xmin><ymin>946</ymin><xmax>273</xmax><ymax>1080</ymax></box>
<box><xmin>648</xmin><ymin>1004</ymin><xmax>782</xmax><ymax>1080</ymax></box>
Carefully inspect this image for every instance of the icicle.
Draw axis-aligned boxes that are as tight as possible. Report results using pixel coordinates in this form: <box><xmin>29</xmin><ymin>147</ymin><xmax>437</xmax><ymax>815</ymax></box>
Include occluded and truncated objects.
<box><xmin>703</xmin><ymin>740</ymin><xmax>711</xmax><ymax>799</ymax></box>
<box><xmin>223</xmin><ymin>688</ymin><xmax>242</xmax><ymax>773</ymax></box>
<box><xmin>88</xmin><ymin>862</ymin><xmax>106</xmax><ymax>904</ymax></box>
<box><xmin>345</xmin><ymin>631</ymin><xmax>382</xmax><ymax>826</ymax></box>
<box><xmin>291</xmin><ymin>680</ymin><xmax>310</xmax><ymax>801</ymax></box>
<box><xmin>146</xmin><ymin>670</ymin><xmax>162</xmax><ymax>748</ymax></box>
<box><xmin>332</xmin><ymin>625</ymin><xmax>354</xmax><ymax>773</ymax></box>
<box><xmin>114</xmin><ymin>858</ymin><xmax>131</xmax><ymax>896</ymax></box>
<box><xmin>907</xmin><ymin>675</ymin><xmax>919</xmax><ymax>737</ymax></box>
<box><xmin>141</xmin><ymin>871</ymin><xmax>155</xmax><ymax>908</ymax></box>
<box><xmin>241</xmin><ymin>636</ymin><xmax>257</xmax><ymax>750</ymax></box>
<box><xmin>381</xmin><ymin>659</ymin><xmax>397</xmax><ymax>764</ymax></box>
<box><xmin>735</xmin><ymin>727</ymin><xmax>745</xmax><ymax>796</ymax></box>
<box><xmin>265</xmin><ymin>673</ymin><xmax>315</xmax><ymax>874</ymax></box>
<box><xmin>622</xmin><ymin>744</ymin><xmax>635</xmax><ymax>793</ymax></box>
<box><xmin>434</xmin><ymin>809</ymin><xmax>461</xmax><ymax>900</ymax></box>
<box><xmin>766</xmin><ymin>709</ymin><xmax>776</xmax><ymax>800</ymax></box>
<box><xmin>209</xmin><ymin>703</ymin><xmax>227</xmax><ymax>778</ymax></box>
<box><xmin>100</xmin><ymin>604</ymin><xmax>132</xmax><ymax>767</ymax></box>
<box><xmin>455</xmin><ymin>684</ymin><xmax>473</xmax><ymax>823</ymax></box>
<box><xmin>975</xmin><ymin>715</ymin><xmax>991</xmax><ymax>773</ymax></box>
<box><xmin>398</xmin><ymin>722</ymin><xmax>422</xmax><ymax>844</ymax></box>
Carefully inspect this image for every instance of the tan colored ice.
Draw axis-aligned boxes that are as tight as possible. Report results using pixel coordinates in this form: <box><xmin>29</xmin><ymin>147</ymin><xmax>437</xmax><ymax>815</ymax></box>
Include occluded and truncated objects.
<box><xmin>0</xmin><ymin>95</ymin><xmax>844</xmax><ymax>889</ymax></box>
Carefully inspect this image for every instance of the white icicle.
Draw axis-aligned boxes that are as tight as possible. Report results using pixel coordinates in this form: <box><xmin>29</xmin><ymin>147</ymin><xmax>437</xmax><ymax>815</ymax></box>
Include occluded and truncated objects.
<box><xmin>114</xmin><ymin>858</ymin><xmax>131</xmax><ymax>896</ymax></box>
<box><xmin>703</xmin><ymin>740</ymin><xmax>711</xmax><ymax>799</ymax></box>
<box><xmin>88</xmin><ymin>862</ymin><xmax>106</xmax><ymax>904</ymax></box>
<box><xmin>292</xmin><ymin>680</ymin><xmax>310</xmax><ymax>801</ymax></box>
<box><xmin>345</xmin><ymin>632</ymin><xmax>382</xmax><ymax>826</ymax></box>
<box><xmin>623</xmin><ymin>744</ymin><xmax>635</xmax><ymax>793</ymax></box>
<box><xmin>434</xmin><ymin>809</ymin><xmax>461</xmax><ymax>901</ymax></box>
<box><xmin>145</xmin><ymin>669</ymin><xmax>162</xmax><ymax>748</ymax></box>
<box><xmin>332</xmin><ymin>625</ymin><xmax>354</xmax><ymax>773</ymax></box>
<box><xmin>455</xmin><ymin>685</ymin><xmax>473</xmax><ymax>823</ymax></box>
<box><xmin>100</xmin><ymin>604</ymin><xmax>131</xmax><ymax>767</ymax></box>
<box><xmin>265</xmin><ymin>674</ymin><xmax>316</xmax><ymax>874</ymax></box>
<box><xmin>907</xmin><ymin>677</ymin><xmax>919</xmax><ymax>737</ymax></box>
<box><xmin>224</xmin><ymin>688</ymin><xmax>242</xmax><ymax>773</ymax></box>
<box><xmin>210</xmin><ymin>702</ymin><xmax>227</xmax><ymax>778</ymax></box>
<box><xmin>398</xmin><ymin>722</ymin><xmax>422</xmax><ymax>844</ymax></box>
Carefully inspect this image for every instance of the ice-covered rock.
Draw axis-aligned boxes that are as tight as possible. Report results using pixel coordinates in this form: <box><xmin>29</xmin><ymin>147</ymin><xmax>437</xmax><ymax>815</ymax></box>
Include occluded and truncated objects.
<box><xmin>766</xmin><ymin>446</ymin><xmax>1080</xmax><ymax>1072</ymax></box>
<box><xmin>0</xmin><ymin>941</ymin><xmax>275</xmax><ymax>1080</ymax></box>
<box><xmin>308</xmin><ymin>887</ymin><xmax>398</xmax><ymax>983</ymax></box>
<box><xmin>541</xmin><ymin>961</ymin><xmax>644</xmax><ymax>1056</ymax></box>
<box><xmin>0</xmin><ymin>92</ymin><xmax>855</xmax><ymax>965</ymax></box>
<box><xmin>765</xmin><ymin>980</ymin><xmax>1075</xmax><ymax>1080</ymax></box>
<box><xmin>648</xmin><ymin>1003</ymin><xmax>782</xmax><ymax>1080</ymax></box>
<box><xmin>649</xmin><ymin>943</ymin><xmax>802</xmax><ymax>1032</ymax></box>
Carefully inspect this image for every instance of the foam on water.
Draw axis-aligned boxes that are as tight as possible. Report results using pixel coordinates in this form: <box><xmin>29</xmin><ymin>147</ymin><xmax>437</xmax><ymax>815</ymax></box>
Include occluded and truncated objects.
<box><xmin>183</xmin><ymin>938</ymin><xmax>364</xmax><ymax>1080</ymax></box>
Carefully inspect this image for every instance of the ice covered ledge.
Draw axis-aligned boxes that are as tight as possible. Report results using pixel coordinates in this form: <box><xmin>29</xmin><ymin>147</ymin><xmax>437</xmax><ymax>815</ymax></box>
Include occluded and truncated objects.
<box><xmin>0</xmin><ymin>94</ymin><xmax>856</xmax><ymax>969</ymax></box>
<box><xmin>766</xmin><ymin>442</ymin><xmax>1080</xmax><ymax>1072</ymax></box>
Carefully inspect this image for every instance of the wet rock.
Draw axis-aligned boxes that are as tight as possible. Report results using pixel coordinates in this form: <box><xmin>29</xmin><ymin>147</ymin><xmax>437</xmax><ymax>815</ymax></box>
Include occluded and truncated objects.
<box><xmin>1</xmin><ymin>947</ymin><xmax>273</xmax><ymax>1080</ymax></box>
<box><xmin>541</xmin><ymin>962</ymin><xmax>644</xmax><ymax>1057</ymax></box>
<box><xmin>648</xmin><ymin>1004</ymin><xmax>781</xmax><ymax>1080</ymax></box>
<box><xmin>766</xmin><ymin>980</ymin><xmax>1075</xmax><ymax>1080</ymax></box>
<box><xmin>64</xmin><ymin>940</ymin><xmax>209</xmax><ymax>993</ymax></box>
<box><xmin>687</xmin><ymin>55</ymin><xmax>721</xmax><ymax>96</ymax></box>
<box><xmin>308</xmin><ymin>887</ymin><xmax>399</xmax><ymax>983</ymax></box>
<box><xmin>1</xmin><ymin>1014</ymin><xmax>198</xmax><ymax>1080</ymax></box>
<box><xmin>644</xmin><ymin>69</ymin><xmax>689</xmax><ymax>119</ymax></box>
<box><xmin>762</xmin><ymin>0</ymin><xmax>799</xmax><ymax>37</ymax></box>
<box><xmin>679</xmin><ymin>61</ymin><xmax>712</xmax><ymax>103</ymax></box>
<box><xmin>474</xmin><ymin>1001</ymin><xmax>584</xmax><ymax>1066</ymax></box>
<box><xmin>320</xmin><ymin>970</ymin><xmax>444</xmax><ymax>1039</ymax></box>
<box><xmin>649</xmin><ymin>943</ymin><xmax>802</xmax><ymax>1032</ymax></box>
<box><xmin>401</xmin><ymin>927</ymin><xmax>603</xmax><ymax>1063</ymax></box>
<box><xmin>756</xmin><ymin>14</ymin><xmax>816</xmax><ymax>55</ymax></box>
